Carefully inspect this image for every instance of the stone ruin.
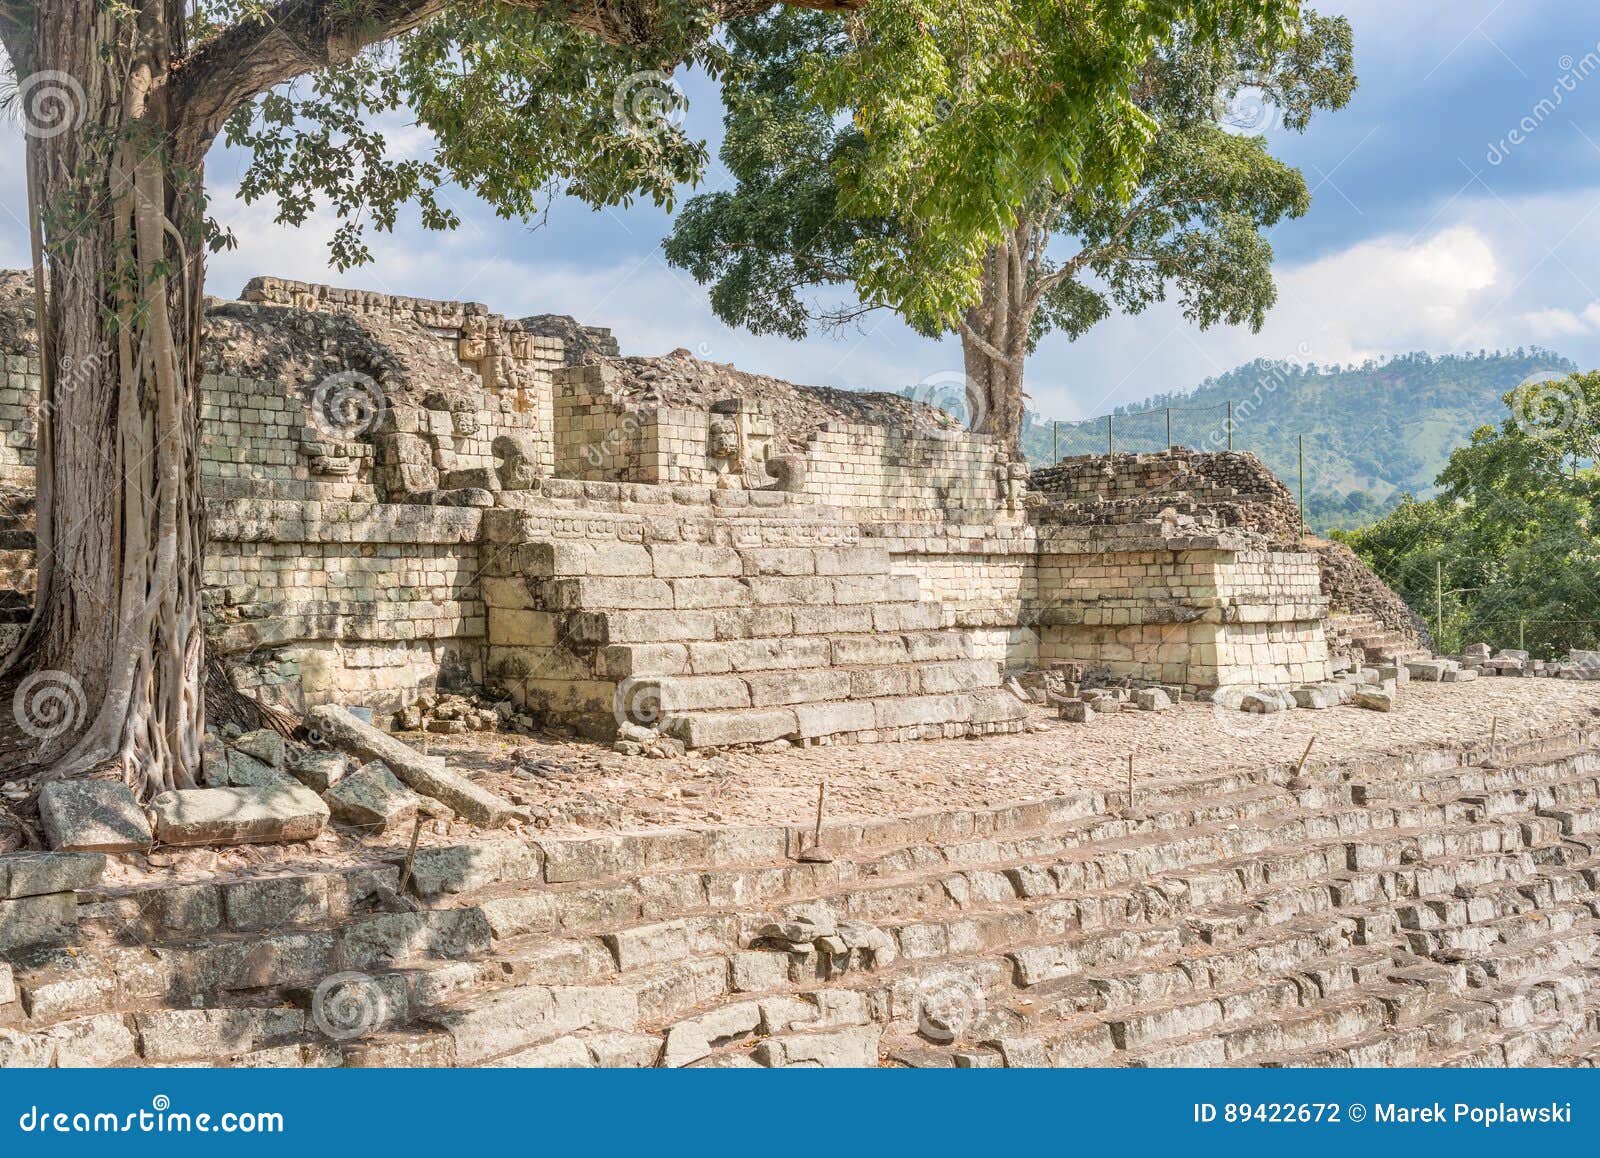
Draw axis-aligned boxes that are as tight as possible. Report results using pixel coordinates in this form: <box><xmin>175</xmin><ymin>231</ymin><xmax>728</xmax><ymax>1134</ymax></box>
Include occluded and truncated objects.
<box><xmin>5</xmin><ymin>274</ymin><xmax>1600</xmax><ymax>1071</ymax></box>
<box><xmin>0</xmin><ymin>271</ymin><xmax>1432</xmax><ymax>751</ymax></box>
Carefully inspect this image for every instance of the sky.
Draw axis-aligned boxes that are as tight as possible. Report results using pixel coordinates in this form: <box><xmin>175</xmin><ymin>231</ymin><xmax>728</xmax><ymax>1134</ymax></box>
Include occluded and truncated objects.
<box><xmin>3</xmin><ymin>0</ymin><xmax>1600</xmax><ymax>422</ymax></box>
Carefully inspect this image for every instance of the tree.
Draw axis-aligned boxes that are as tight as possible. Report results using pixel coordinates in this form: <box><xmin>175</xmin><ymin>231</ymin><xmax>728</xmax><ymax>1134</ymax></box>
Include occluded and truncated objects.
<box><xmin>0</xmin><ymin>0</ymin><xmax>1293</xmax><ymax>798</ymax></box>
<box><xmin>663</xmin><ymin>7</ymin><xmax>1352</xmax><ymax>454</ymax></box>
<box><xmin>1336</xmin><ymin>371</ymin><xmax>1600</xmax><ymax>658</ymax></box>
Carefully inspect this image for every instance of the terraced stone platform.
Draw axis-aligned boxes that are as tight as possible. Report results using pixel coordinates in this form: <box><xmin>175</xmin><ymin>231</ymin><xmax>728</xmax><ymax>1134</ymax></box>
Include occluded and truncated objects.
<box><xmin>5</xmin><ymin>719</ymin><xmax>1600</xmax><ymax>1068</ymax></box>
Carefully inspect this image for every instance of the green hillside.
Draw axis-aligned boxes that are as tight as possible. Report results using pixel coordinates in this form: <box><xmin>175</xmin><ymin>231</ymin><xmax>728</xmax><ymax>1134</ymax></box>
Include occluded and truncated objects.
<box><xmin>1021</xmin><ymin>349</ymin><xmax>1580</xmax><ymax>532</ymax></box>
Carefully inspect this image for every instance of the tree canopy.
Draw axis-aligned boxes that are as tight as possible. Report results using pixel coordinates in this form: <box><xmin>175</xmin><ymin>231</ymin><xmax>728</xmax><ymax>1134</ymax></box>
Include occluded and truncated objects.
<box><xmin>1335</xmin><ymin>371</ymin><xmax>1600</xmax><ymax>659</ymax></box>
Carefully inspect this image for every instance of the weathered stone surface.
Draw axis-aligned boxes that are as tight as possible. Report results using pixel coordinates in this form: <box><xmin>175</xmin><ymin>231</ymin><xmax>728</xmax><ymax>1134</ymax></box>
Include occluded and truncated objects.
<box><xmin>37</xmin><ymin>781</ymin><xmax>152</xmax><ymax>853</ymax></box>
<box><xmin>304</xmin><ymin>705</ymin><xmax>516</xmax><ymax>826</ymax></box>
<box><xmin>233</xmin><ymin>729</ymin><xmax>286</xmax><ymax>768</ymax></box>
<box><xmin>325</xmin><ymin>762</ymin><xmax>421</xmax><ymax>829</ymax></box>
<box><xmin>753</xmin><ymin>1024</ymin><xmax>881</xmax><ymax>1067</ymax></box>
<box><xmin>662</xmin><ymin>1000</ymin><xmax>763</xmax><ymax>1067</ymax></box>
<box><xmin>0</xmin><ymin>891</ymin><xmax>77</xmax><ymax>950</ymax></box>
<box><xmin>148</xmin><ymin>784</ymin><xmax>329</xmax><ymax>847</ymax></box>
<box><xmin>0</xmin><ymin>962</ymin><xmax>13</xmax><ymax>1005</ymax></box>
<box><xmin>1353</xmin><ymin>689</ymin><xmax>1396</xmax><ymax>712</ymax></box>
<box><xmin>408</xmin><ymin>840</ymin><xmax>542</xmax><ymax>898</ymax></box>
<box><xmin>287</xmin><ymin>749</ymin><xmax>350</xmax><ymax>792</ymax></box>
<box><xmin>1133</xmin><ymin>688</ymin><xmax>1173</xmax><ymax>711</ymax></box>
<box><xmin>134</xmin><ymin>1008</ymin><xmax>306</xmax><ymax>1062</ymax></box>
<box><xmin>1291</xmin><ymin>684</ymin><xmax>1343</xmax><ymax>710</ymax></box>
<box><xmin>0</xmin><ymin>850</ymin><xmax>107</xmax><ymax>897</ymax></box>
<box><xmin>223</xmin><ymin>749</ymin><xmax>296</xmax><ymax>788</ymax></box>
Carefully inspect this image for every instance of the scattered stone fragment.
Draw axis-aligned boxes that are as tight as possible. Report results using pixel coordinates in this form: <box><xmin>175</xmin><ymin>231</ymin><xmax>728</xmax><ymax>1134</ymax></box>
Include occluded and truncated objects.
<box><xmin>1133</xmin><ymin>688</ymin><xmax>1173</xmax><ymax>711</ymax></box>
<box><xmin>1353</xmin><ymin>689</ymin><xmax>1396</xmax><ymax>712</ymax></box>
<box><xmin>304</xmin><ymin>704</ymin><xmax>516</xmax><ymax>827</ymax></box>
<box><xmin>232</xmin><ymin>729</ymin><xmax>286</xmax><ymax>769</ymax></box>
<box><xmin>37</xmin><ymin>781</ymin><xmax>152</xmax><ymax>853</ymax></box>
<box><xmin>287</xmin><ymin>749</ymin><xmax>349</xmax><ymax>792</ymax></box>
<box><xmin>325</xmin><ymin>762</ymin><xmax>421</xmax><ymax>830</ymax></box>
<box><xmin>147</xmin><ymin>784</ymin><xmax>329</xmax><ymax>847</ymax></box>
<box><xmin>1291</xmin><ymin>684</ymin><xmax>1343</xmax><ymax>710</ymax></box>
<box><xmin>222</xmin><ymin>749</ymin><xmax>296</xmax><ymax>789</ymax></box>
<box><xmin>0</xmin><ymin>961</ymin><xmax>13</xmax><ymax>1005</ymax></box>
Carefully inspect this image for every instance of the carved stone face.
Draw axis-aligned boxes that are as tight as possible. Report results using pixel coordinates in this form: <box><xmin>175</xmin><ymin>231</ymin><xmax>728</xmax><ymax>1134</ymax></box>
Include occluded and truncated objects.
<box><xmin>448</xmin><ymin>398</ymin><xmax>481</xmax><ymax>437</ymax></box>
<box><xmin>709</xmin><ymin>417</ymin><xmax>741</xmax><ymax>461</ymax></box>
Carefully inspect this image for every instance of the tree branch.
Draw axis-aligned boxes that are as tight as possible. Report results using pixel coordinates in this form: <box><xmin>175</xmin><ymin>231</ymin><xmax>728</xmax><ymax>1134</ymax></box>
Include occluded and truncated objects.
<box><xmin>172</xmin><ymin>0</ymin><xmax>867</xmax><ymax>161</ymax></box>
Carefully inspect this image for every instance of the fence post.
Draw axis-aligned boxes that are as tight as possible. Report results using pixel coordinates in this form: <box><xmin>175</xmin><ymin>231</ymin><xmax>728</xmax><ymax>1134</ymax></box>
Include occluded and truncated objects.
<box><xmin>1435</xmin><ymin>560</ymin><xmax>1444</xmax><ymax>650</ymax></box>
<box><xmin>1107</xmin><ymin>413</ymin><xmax>1114</xmax><ymax>457</ymax></box>
<box><xmin>1165</xmin><ymin>407</ymin><xmax>1172</xmax><ymax>450</ymax></box>
<box><xmin>1052</xmin><ymin>421</ymin><xmax>1058</xmax><ymax>463</ymax></box>
<box><xmin>1297</xmin><ymin>433</ymin><xmax>1305</xmax><ymax>539</ymax></box>
<box><xmin>1226</xmin><ymin>400</ymin><xmax>1233</xmax><ymax>450</ymax></box>
<box><xmin>1519</xmin><ymin>618</ymin><xmax>1526</xmax><ymax>653</ymax></box>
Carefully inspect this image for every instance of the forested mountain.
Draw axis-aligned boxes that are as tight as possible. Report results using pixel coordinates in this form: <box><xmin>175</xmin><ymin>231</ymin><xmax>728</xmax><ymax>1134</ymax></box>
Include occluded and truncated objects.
<box><xmin>1019</xmin><ymin>349</ymin><xmax>1580</xmax><ymax>531</ymax></box>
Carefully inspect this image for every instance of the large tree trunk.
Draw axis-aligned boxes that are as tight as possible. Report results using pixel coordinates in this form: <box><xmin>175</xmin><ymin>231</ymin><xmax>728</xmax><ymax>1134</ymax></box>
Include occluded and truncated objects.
<box><xmin>961</xmin><ymin>224</ymin><xmax>1034</xmax><ymax>460</ymax></box>
<box><xmin>14</xmin><ymin>0</ymin><xmax>206</xmax><ymax>797</ymax></box>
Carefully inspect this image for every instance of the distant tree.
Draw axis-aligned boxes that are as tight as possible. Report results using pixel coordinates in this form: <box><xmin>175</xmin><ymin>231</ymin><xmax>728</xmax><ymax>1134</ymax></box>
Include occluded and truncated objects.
<box><xmin>664</xmin><ymin>7</ymin><xmax>1354</xmax><ymax>454</ymax></box>
<box><xmin>1336</xmin><ymin>371</ymin><xmax>1600</xmax><ymax>657</ymax></box>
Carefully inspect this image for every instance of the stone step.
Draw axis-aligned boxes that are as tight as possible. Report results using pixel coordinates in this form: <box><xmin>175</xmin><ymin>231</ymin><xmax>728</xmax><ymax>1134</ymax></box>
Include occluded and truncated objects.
<box><xmin>667</xmin><ymin>687</ymin><xmax>1028</xmax><ymax>748</ymax></box>
<box><xmin>629</xmin><ymin>658</ymin><xmax>1002</xmax><ymax>715</ymax></box>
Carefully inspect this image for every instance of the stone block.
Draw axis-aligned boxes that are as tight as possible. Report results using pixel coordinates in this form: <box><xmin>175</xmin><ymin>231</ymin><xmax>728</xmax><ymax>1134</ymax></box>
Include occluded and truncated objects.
<box><xmin>0</xmin><ymin>850</ymin><xmax>104</xmax><ymax>900</ymax></box>
<box><xmin>1291</xmin><ymin>684</ymin><xmax>1343</xmax><ymax>710</ymax></box>
<box><xmin>222</xmin><ymin>749</ymin><xmax>296</xmax><ymax>789</ymax></box>
<box><xmin>325</xmin><ymin>762</ymin><xmax>421</xmax><ymax>830</ymax></box>
<box><xmin>1133</xmin><ymin>688</ymin><xmax>1174</xmax><ymax>711</ymax></box>
<box><xmin>37</xmin><ymin>780</ymin><xmax>151</xmax><ymax>853</ymax></box>
<box><xmin>672</xmin><ymin>708</ymin><xmax>797</xmax><ymax>749</ymax></box>
<box><xmin>662</xmin><ymin>1001</ymin><xmax>763</xmax><ymax>1067</ymax></box>
<box><xmin>0</xmin><ymin>891</ymin><xmax>77</xmax><ymax>950</ymax></box>
<box><xmin>304</xmin><ymin>705</ymin><xmax>516</xmax><ymax>827</ymax></box>
<box><xmin>287</xmin><ymin>749</ymin><xmax>349</xmax><ymax>792</ymax></box>
<box><xmin>794</xmin><ymin>700</ymin><xmax>876</xmax><ymax>738</ymax></box>
<box><xmin>0</xmin><ymin>962</ymin><xmax>13</xmax><ymax>1005</ymax></box>
<box><xmin>408</xmin><ymin>840</ymin><xmax>543</xmax><ymax>897</ymax></box>
<box><xmin>232</xmin><ymin>729</ymin><xmax>286</xmax><ymax>768</ymax></box>
<box><xmin>1353</xmin><ymin>689</ymin><xmax>1396</xmax><ymax>712</ymax></box>
<box><xmin>148</xmin><ymin>784</ymin><xmax>329</xmax><ymax>847</ymax></box>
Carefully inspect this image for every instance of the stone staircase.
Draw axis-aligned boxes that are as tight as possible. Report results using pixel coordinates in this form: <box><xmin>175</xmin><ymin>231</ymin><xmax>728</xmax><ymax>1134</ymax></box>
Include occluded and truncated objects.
<box><xmin>486</xmin><ymin>533</ymin><xmax>1028</xmax><ymax>748</ymax></box>
<box><xmin>1327</xmin><ymin>611</ymin><xmax>1433</xmax><ymax>667</ymax></box>
<box><xmin>7</xmin><ymin>726</ymin><xmax>1600</xmax><ymax>1067</ymax></box>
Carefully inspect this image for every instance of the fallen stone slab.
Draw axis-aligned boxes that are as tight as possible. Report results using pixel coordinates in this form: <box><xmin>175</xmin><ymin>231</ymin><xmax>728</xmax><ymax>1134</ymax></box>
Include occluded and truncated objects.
<box><xmin>304</xmin><ymin>705</ymin><xmax>516</xmax><ymax>827</ymax></box>
<box><xmin>1405</xmin><ymin>660</ymin><xmax>1451</xmax><ymax>681</ymax></box>
<box><xmin>1133</xmin><ymin>688</ymin><xmax>1173</xmax><ymax>711</ymax></box>
<box><xmin>287</xmin><ymin>749</ymin><xmax>349</xmax><ymax>792</ymax></box>
<box><xmin>1353</xmin><ymin>689</ymin><xmax>1396</xmax><ymax>712</ymax></box>
<box><xmin>1441</xmin><ymin>667</ymin><xmax>1479</xmax><ymax>682</ymax></box>
<box><xmin>221</xmin><ymin>750</ymin><xmax>296</xmax><ymax>789</ymax></box>
<box><xmin>325</xmin><ymin>762</ymin><xmax>420</xmax><ymax>830</ymax></box>
<box><xmin>1291</xmin><ymin>684</ymin><xmax>1343</xmax><ymax>710</ymax></box>
<box><xmin>1240</xmin><ymin>689</ymin><xmax>1294</xmax><ymax>714</ymax></box>
<box><xmin>147</xmin><ymin>784</ymin><xmax>328</xmax><ymax>847</ymax></box>
<box><xmin>1056</xmin><ymin>699</ymin><xmax>1097</xmax><ymax>723</ymax></box>
<box><xmin>37</xmin><ymin>781</ymin><xmax>152</xmax><ymax>853</ymax></box>
<box><xmin>0</xmin><ymin>849</ymin><xmax>106</xmax><ymax>897</ymax></box>
<box><xmin>232</xmin><ymin>729</ymin><xmax>286</xmax><ymax>769</ymax></box>
<box><xmin>0</xmin><ymin>891</ymin><xmax>77</xmax><ymax>951</ymax></box>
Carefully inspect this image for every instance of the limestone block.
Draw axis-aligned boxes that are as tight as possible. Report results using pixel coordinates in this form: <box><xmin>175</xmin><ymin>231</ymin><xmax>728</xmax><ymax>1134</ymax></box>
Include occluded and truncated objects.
<box><xmin>1353</xmin><ymin>689</ymin><xmax>1396</xmax><ymax>712</ymax></box>
<box><xmin>148</xmin><ymin>784</ymin><xmax>329</xmax><ymax>847</ymax></box>
<box><xmin>793</xmin><ymin>700</ymin><xmax>876</xmax><ymax>738</ymax></box>
<box><xmin>304</xmin><ymin>704</ymin><xmax>516</xmax><ymax>827</ymax></box>
<box><xmin>287</xmin><ymin>749</ymin><xmax>350</xmax><ymax>793</ymax></box>
<box><xmin>746</xmin><ymin>668</ymin><xmax>851</xmax><ymax>707</ymax></box>
<box><xmin>0</xmin><ymin>850</ymin><xmax>105</xmax><ymax>898</ymax></box>
<box><xmin>232</xmin><ymin>729</ymin><xmax>286</xmax><ymax>768</ymax></box>
<box><xmin>0</xmin><ymin>892</ymin><xmax>77</xmax><ymax>950</ymax></box>
<box><xmin>222</xmin><ymin>749</ymin><xmax>297</xmax><ymax>789</ymax></box>
<box><xmin>662</xmin><ymin>1001</ymin><xmax>764</xmax><ymax>1067</ymax></box>
<box><xmin>325</xmin><ymin>762</ymin><xmax>421</xmax><ymax>830</ymax></box>
<box><xmin>1291</xmin><ymin>684</ymin><xmax>1344</xmax><ymax>710</ymax></box>
<box><xmin>0</xmin><ymin>962</ymin><xmax>13</xmax><ymax>1006</ymax></box>
<box><xmin>37</xmin><ymin>781</ymin><xmax>152</xmax><ymax>853</ymax></box>
<box><xmin>672</xmin><ymin>708</ymin><xmax>798</xmax><ymax>749</ymax></box>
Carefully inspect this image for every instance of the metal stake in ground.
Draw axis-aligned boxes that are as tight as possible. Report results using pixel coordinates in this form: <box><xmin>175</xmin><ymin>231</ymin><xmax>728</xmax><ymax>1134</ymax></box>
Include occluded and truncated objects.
<box><xmin>1126</xmin><ymin>754</ymin><xmax>1135</xmax><ymax>811</ymax></box>
<box><xmin>798</xmin><ymin>779</ymin><xmax>833</xmax><ymax>863</ymax></box>
<box><xmin>396</xmin><ymin>812</ymin><xmax>424</xmax><ymax>896</ymax></box>
<box><xmin>1481</xmin><ymin>716</ymin><xmax>1500</xmax><ymax>769</ymax></box>
<box><xmin>1288</xmin><ymin>736</ymin><xmax>1317</xmax><ymax>791</ymax></box>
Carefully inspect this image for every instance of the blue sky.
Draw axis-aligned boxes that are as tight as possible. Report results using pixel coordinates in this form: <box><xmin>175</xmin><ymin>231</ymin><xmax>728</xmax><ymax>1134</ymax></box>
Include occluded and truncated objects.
<box><xmin>4</xmin><ymin>0</ymin><xmax>1600</xmax><ymax>422</ymax></box>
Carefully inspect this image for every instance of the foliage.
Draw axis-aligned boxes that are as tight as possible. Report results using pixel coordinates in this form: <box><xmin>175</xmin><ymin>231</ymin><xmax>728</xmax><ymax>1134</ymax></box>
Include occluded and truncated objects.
<box><xmin>664</xmin><ymin>3</ymin><xmax>1345</xmax><ymax>344</ymax></box>
<box><xmin>1333</xmin><ymin>370</ymin><xmax>1600</xmax><ymax>659</ymax></box>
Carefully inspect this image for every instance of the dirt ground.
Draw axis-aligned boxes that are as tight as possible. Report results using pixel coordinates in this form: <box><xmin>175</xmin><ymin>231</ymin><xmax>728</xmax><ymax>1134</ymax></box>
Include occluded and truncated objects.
<box><xmin>83</xmin><ymin>677</ymin><xmax>1600</xmax><ymax>890</ymax></box>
